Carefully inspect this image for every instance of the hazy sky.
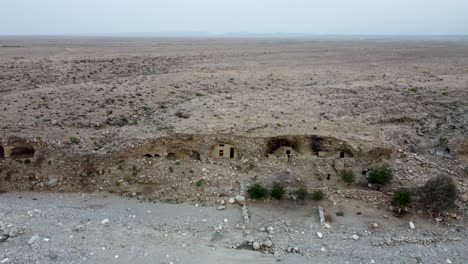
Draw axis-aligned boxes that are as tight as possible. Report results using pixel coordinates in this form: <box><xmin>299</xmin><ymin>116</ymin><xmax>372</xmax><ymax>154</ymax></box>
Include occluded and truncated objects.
<box><xmin>1</xmin><ymin>0</ymin><xmax>468</xmax><ymax>35</ymax></box>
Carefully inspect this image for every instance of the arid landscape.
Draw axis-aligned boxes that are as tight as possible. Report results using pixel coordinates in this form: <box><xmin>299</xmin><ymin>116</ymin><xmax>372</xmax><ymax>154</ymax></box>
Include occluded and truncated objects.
<box><xmin>0</xmin><ymin>37</ymin><xmax>467</xmax><ymax>263</ymax></box>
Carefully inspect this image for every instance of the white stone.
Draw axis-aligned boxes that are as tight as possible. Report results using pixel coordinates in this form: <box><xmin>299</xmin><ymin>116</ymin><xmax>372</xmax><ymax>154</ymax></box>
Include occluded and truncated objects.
<box><xmin>371</xmin><ymin>223</ymin><xmax>379</xmax><ymax>228</ymax></box>
<box><xmin>409</xmin><ymin>221</ymin><xmax>415</xmax><ymax>230</ymax></box>
<box><xmin>220</xmin><ymin>200</ymin><xmax>226</xmax><ymax>205</ymax></box>
<box><xmin>252</xmin><ymin>242</ymin><xmax>261</xmax><ymax>250</ymax></box>
<box><xmin>0</xmin><ymin>258</ymin><xmax>10</xmax><ymax>264</ymax></box>
<box><xmin>46</xmin><ymin>178</ymin><xmax>58</xmax><ymax>187</ymax></box>
<box><xmin>317</xmin><ymin>232</ymin><xmax>323</xmax><ymax>238</ymax></box>
<box><xmin>217</xmin><ymin>206</ymin><xmax>226</xmax><ymax>210</ymax></box>
<box><xmin>446</xmin><ymin>259</ymin><xmax>452</xmax><ymax>264</ymax></box>
<box><xmin>28</xmin><ymin>234</ymin><xmax>39</xmax><ymax>245</ymax></box>
<box><xmin>101</xmin><ymin>218</ymin><xmax>110</xmax><ymax>226</ymax></box>
<box><xmin>223</xmin><ymin>218</ymin><xmax>228</xmax><ymax>223</ymax></box>
<box><xmin>324</xmin><ymin>223</ymin><xmax>331</xmax><ymax>229</ymax></box>
<box><xmin>228</xmin><ymin>198</ymin><xmax>235</xmax><ymax>204</ymax></box>
<box><xmin>320</xmin><ymin>247</ymin><xmax>327</xmax><ymax>252</ymax></box>
<box><xmin>235</xmin><ymin>195</ymin><xmax>246</xmax><ymax>205</ymax></box>
<box><xmin>263</xmin><ymin>240</ymin><xmax>273</xmax><ymax>247</ymax></box>
<box><xmin>351</xmin><ymin>234</ymin><xmax>359</xmax><ymax>240</ymax></box>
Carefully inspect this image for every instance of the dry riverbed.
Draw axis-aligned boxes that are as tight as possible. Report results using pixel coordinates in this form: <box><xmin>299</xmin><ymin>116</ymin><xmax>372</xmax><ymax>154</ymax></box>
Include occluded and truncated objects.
<box><xmin>0</xmin><ymin>192</ymin><xmax>466</xmax><ymax>264</ymax></box>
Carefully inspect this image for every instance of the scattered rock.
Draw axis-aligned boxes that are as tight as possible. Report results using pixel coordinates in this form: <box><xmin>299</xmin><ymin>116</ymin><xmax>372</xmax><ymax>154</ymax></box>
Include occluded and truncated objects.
<box><xmin>228</xmin><ymin>198</ymin><xmax>235</xmax><ymax>204</ymax></box>
<box><xmin>175</xmin><ymin>109</ymin><xmax>190</xmax><ymax>119</ymax></box>
<box><xmin>352</xmin><ymin>234</ymin><xmax>359</xmax><ymax>240</ymax></box>
<box><xmin>317</xmin><ymin>232</ymin><xmax>323</xmax><ymax>238</ymax></box>
<box><xmin>253</xmin><ymin>241</ymin><xmax>261</xmax><ymax>250</ymax></box>
<box><xmin>73</xmin><ymin>224</ymin><xmax>85</xmax><ymax>232</ymax></box>
<box><xmin>101</xmin><ymin>218</ymin><xmax>110</xmax><ymax>226</ymax></box>
<box><xmin>28</xmin><ymin>234</ymin><xmax>39</xmax><ymax>245</ymax></box>
<box><xmin>263</xmin><ymin>240</ymin><xmax>273</xmax><ymax>247</ymax></box>
<box><xmin>217</xmin><ymin>206</ymin><xmax>226</xmax><ymax>210</ymax></box>
<box><xmin>409</xmin><ymin>221</ymin><xmax>415</xmax><ymax>230</ymax></box>
<box><xmin>8</xmin><ymin>228</ymin><xmax>19</xmax><ymax>237</ymax></box>
<box><xmin>46</xmin><ymin>178</ymin><xmax>58</xmax><ymax>187</ymax></box>
<box><xmin>235</xmin><ymin>195</ymin><xmax>246</xmax><ymax>205</ymax></box>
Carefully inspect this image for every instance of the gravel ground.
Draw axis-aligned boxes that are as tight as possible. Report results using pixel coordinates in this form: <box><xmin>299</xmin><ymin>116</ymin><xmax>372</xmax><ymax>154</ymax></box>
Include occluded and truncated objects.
<box><xmin>0</xmin><ymin>192</ymin><xmax>466</xmax><ymax>264</ymax></box>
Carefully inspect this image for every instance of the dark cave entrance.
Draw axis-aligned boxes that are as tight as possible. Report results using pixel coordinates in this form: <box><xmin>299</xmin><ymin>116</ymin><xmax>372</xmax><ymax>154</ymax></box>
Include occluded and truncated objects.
<box><xmin>10</xmin><ymin>146</ymin><xmax>35</xmax><ymax>159</ymax></box>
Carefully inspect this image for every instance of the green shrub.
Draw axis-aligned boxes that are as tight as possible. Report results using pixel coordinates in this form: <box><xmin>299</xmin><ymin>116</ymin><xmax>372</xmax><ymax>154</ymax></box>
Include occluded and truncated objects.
<box><xmin>294</xmin><ymin>186</ymin><xmax>309</xmax><ymax>200</ymax></box>
<box><xmin>270</xmin><ymin>183</ymin><xmax>285</xmax><ymax>200</ymax></box>
<box><xmin>69</xmin><ymin>136</ymin><xmax>80</xmax><ymax>144</ymax></box>
<box><xmin>340</xmin><ymin>170</ymin><xmax>355</xmax><ymax>184</ymax></box>
<box><xmin>247</xmin><ymin>183</ymin><xmax>268</xmax><ymax>199</ymax></box>
<box><xmin>131</xmin><ymin>166</ymin><xmax>139</xmax><ymax>177</ymax></box>
<box><xmin>196</xmin><ymin>179</ymin><xmax>205</xmax><ymax>187</ymax></box>
<box><xmin>392</xmin><ymin>190</ymin><xmax>412</xmax><ymax>208</ymax></box>
<box><xmin>368</xmin><ymin>164</ymin><xmax>393</xmax><ymax>186</ymax></box>
<box><xmin>336</xmin><ymin>211</ymin><xmax>344</xmax><ymax>217</ymax></box>
<box><xmin>421</xmin><ymin>175</ymin><xmax>458</xmax><ymax>211</ymax></box>
<box><xmin>311</xmin><ymin>190</ymin><xmax>324</xmax><ymax>201</ymax></box>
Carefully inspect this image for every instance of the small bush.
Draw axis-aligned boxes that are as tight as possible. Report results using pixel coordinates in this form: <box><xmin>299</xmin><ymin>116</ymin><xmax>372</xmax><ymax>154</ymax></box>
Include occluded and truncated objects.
<box><xmin>336</xmin><ymin>211</ymin><xmax>344</xmax><ymax>217</ymax></box>
<box><xmin>131</xmin><ymin>166</ymin><xmax>139</xmax><ymax>177</ymax></box>
<box><xmin>69</xmin><ymin>136</ymin><xmax>80</xmax><ymax>144</ymax></box>
<box><xmin>295</xmin><ymin>186</ymin><xmax>309</xmax><ymax>200</ymax></box>
<box><xmin>393</xmin><ymin>190</ymin><xmax>412</xmax><ymax>208</ymax></box>
<box><xmin>340</xmin><ymin>170</ymin><xmax>355</xmax><ymax>184</ymax></box>
<box><xmin>196</xmin><ymin>179</ymin><xmax>205</xmax><ymax>187</ymax></box>
<box><xmin>270</xmin><ymin>183</ymin><xmax>285</xmax><ymax>200</ymax></box>
<box><xmin>311</xmin><ymin>190</ymin><xmax>324</xmax><ymax>201</ymax></box>
<box><xmin>247</xmin><ymin>183</ymin><xmax>268</xmax><ymax>199</ymax></box>
<box><xmin>421</xmin><ymin>175</ymin><xmax>458</xmax><ymax>211</ymax></box>
<box><xmin>368</xmin><ymin>164</ymin><xmax>393</xmax><ymax>186</ymax></box>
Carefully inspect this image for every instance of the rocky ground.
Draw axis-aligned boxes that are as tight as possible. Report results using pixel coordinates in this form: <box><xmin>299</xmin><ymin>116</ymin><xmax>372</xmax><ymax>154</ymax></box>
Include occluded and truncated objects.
<box><xmin>0</xmin><ymin>37</ymin><xmax>467</xmax><ymax>263</ymax></box>
<box><xmin>0</xmin><ymin>192</ymin><xmax>467</xmax><ymax>264</ymax></box>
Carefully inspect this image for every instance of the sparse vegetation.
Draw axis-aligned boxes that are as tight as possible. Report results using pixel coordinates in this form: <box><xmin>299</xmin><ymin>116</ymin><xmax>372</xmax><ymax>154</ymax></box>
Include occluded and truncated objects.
<box><xmin>393</xmin><ymin>189</ymin><xmax>412</xmax><ymax>208</ymax></box>
<box><xmin>69</xmin><ymin>136</ymin><xmax>80</xmax><ymax>144</ymax></box>
<box><xmin>368</xmin><ymin>164</ymin><xmax>393</xmax><ymax>186</ymax></box>
<box><xmin>421</xmin><ymin>175</ymin><xmax>458</xmax><ymax>211</ymax></box>
<box><xmin>131</xmin><ymin>166</ymin><xmax>139</xmax><ymax>177</ymax></box>
<box><xmin>311</xmin><ymin>190</ymin><xmax>324</xmax><ymax>201</ymax></box>
<box><xmin>117</xmin><ymin>117</ymin><xmax>129</xmax><ymax>126</ymax></box>
<box><xmin>340</xmin><ymin>170</ymin><xmax>355</xmax><ymax>184</ymax></box>
<box><xmin>247</xmin><ymin>183</ymin><xmax>268</xmax><ymax>199</ymax></box>
<box><xmin>336</xmin><ymin>211</ymin><xmax>345</xmax><ymax>217</ymax></box>
<box><xmin>195</xmin><ymin>92</ymin><xmax>204</xmax><ymax>96</ymax></box>
<box><xmin>270</xmin><ymin>183</ymin><xmax>285</xmax><ymax>200</ymax></box>
<box><xmin>196</xmin><ymin>179</ymin><xmax>205</xmax><ymax>187</ymax></box>
<box><xmin>294</xmin><ymin>186</ymin><xmax>309</xmax><ymax>200</ymax></box>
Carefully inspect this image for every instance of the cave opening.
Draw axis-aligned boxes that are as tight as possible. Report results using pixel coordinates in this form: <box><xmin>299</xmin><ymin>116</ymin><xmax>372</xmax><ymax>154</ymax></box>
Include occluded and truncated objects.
<box><xmin>10</xmin><ymin>146</ymin><xmax>35</xmax><ymax>159</ymax></box>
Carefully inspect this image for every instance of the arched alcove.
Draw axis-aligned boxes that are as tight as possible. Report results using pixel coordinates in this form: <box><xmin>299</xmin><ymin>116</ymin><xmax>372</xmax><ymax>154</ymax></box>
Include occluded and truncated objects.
<box><xmin>11</xmin><ymin>146</ymin><xmax>35</xmax><ymax>159</ymax></box>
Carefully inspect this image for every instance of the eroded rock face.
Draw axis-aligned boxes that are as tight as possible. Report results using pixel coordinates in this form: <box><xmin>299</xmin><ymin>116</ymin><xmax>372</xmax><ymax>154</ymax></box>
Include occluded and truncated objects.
<box><xmin>0</xmin><ymin>133</ymin><xmax>387</xmax><ymax>198</ymax></box>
